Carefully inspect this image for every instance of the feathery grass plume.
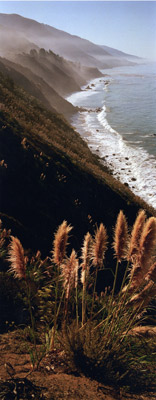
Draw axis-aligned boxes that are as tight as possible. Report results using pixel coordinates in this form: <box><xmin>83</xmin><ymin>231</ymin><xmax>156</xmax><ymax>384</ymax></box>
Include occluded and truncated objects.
<box><xmin>81</xmin><ymin>232</ymin><xmax>92</xmax><ymax>326</ymax></box>
<box><xmin>130</xmin><ymin>280</ymin><xmax>156</xmax><ymax>310</ymax></box>
<box><xmin>145</xmin><ymin>262</ymin><xmax>156</xmax><ymax>284</ymax></box>
<box><xmin>61</xmin><ymin>250</ymin><xmax>79</xmax><ymax>299</ymax></box>
<box><xmin>81</xmin><ymin>232</ymin><xmax>92</xmax><ymax>269</ymax></box>
<box><xmin>81</xmin><ymin>232</ymin><xmax>92</xmax><ymax>281</ymax></box>
<box><xmin>52</xmin><ymin>220</ymin><xmax>72</xmax><ymax>266</ymax></box>
<box><xmin>92</xmin><ymin>224</ymin><xmax>108</xmax><ymax>268</ymax></box>
<box><xmin>127</xmin><ymin>325</ymin><xmax>156</xmax><ymax>338</ymax></box>
<box><xmin>127</xmin><ymin>210</ymin><xmax>146</xmax><ymax>262</ymax></box>
<box><xmin>130</xmin><ymin>217</ymin><xmax>156</xmax><ymax>288</ymax></box>
<box><xmin>113</xmin><ymin>210</ymin><xmax>128</xmax><ymax>262</ymax></box>
<box><xmin>139</xmin><ymin>217</ymin><xmax>156</xmax><ymax>267</ymax></box>
<box><xmin>8</xmin><ymin>236</ymin><xmax>27</xmax><ymax>279</ymax></box>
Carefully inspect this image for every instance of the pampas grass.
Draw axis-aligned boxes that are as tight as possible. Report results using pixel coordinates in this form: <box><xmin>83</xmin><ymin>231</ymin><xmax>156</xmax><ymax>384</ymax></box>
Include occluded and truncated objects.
<box><xmin>128</xmin><ymin>325</ymin><xmax>156</xmax><ymax>338</ymax></box>
<box><xmin>52</xmin><ymin>220</ymin><xmax>72</xmax><ymax>266</ymax></box>
<box><xmin>5</xmin><ymin>210</ymin><xmax>156</xmax><ymax>385</ymax></box>
<box><xmin>92</xmin><ymin>223</ymin><xmax>108</xmax><ymax>268</ymax></box>
<box><xmin>8</xmin><ymin>236</ymin><xmax>27</xmax><ymax>280</ymax></box>
<box><xmin>81</xmin><ymin>232</ymin><xmax>92</xmax><ymax>325</ymax></box>
<box><xmin>8</xmin><ymin>236</ymin><xmax>41</xmax><ymax>368</ymax></box>
<box><xmin>58</xmin><ymin>211</ymin><xmax>156</xmax><ymax>389</ymax></box>
<box><xmin>90</xmin><ymin>224</ymin><xmax>108</xmax><ymax>318</ymax></box>
<box><xmin>81</xmin><ymin>232</ymin><xmax>92</xmax><ymax>274</ymax></box>
<box><xmin>113</xmin><ymin>210</ymin><xmax>128</xmax><ymax>262</ymax></box>
<box><xmin>50</xmin><ymin>221</ymin><xmax>72</xmax><ymax>349</ymax></box>
<box><xmin>130</xmin><ymin>280</ymin><xmax>156</xmax><ymax>310</ymax></box>
<box><xmin>130</xmin><ymin>216</ymin><xmax>156</xmax><ymax>289</ymax></box>
<box><xmin>127</xmin><ymin>209</ymin><xmax>146</xmax><ymax>262</ymax></box>
<box><xmin>145</xmin><ymin>262</ymin><xmax>156</xmax><ymax>283</ymax></box>
<box><xmin>61</xmin><ymin>249</ymin><xmax>79</xmax><ymax>300</ymax></box>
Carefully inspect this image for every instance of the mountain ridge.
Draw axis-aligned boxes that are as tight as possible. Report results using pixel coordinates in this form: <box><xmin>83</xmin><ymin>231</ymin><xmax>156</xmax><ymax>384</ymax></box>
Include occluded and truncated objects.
<box><xmin>0</xmin><ymin>13</ymin><xmax>140</xmax><ymax>68</ymax></box>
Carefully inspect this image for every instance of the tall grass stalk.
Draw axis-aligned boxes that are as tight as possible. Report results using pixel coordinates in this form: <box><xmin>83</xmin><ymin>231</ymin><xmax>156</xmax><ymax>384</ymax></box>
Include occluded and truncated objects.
<box><xmin>50</xmin><ymin>221</ymin><xmax>72</xmax><ymax>350</ymax></box>
<box><xmin>90</xmin><ymin>224</ymin><xmax>107</xmax><ymax>317</ymax></box>
<box><xmin>81</xmin><ymin>232</ymin><xmax>92</xmax><ymax>326</ymax></box>
<box><xmin>76</xmin><ymin>283</ymin><xmax>79</xmax><ymax>327</ymax></box>
<box><xmin>8</xmin><ymin>236</ymin><xmax>39</xmax><ymax>368</ymax></box>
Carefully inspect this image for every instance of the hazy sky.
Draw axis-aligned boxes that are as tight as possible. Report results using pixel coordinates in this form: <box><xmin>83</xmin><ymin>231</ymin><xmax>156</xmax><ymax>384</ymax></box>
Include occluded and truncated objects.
<box><xmin>0</xmin><ymin>1</ymin><xmax>156</xmax><ymax>59</ymax></box>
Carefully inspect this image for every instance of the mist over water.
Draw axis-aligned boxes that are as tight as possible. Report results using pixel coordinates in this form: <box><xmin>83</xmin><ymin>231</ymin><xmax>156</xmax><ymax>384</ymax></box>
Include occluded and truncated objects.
<box><xmin>67</xmin><ymin>63</ymin><xmax>156</xmax><ymax>209</ymax></box>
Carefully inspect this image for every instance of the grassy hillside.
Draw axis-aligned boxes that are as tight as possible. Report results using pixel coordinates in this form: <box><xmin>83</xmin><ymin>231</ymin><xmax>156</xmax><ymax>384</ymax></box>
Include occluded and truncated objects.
<box><xmin>0</xmin><ymin>49</ymin><xmax>103</xmax><ymax>118</ymax></box>
<box><xmin>14</xmin><ymin>49</ymin><xmax>103</xmax><ymax>97</ymax></box>
<box><xmin>0</xmin><ymin>57</ymin><xmax>76</xmax><ymax>118</ymax></box>
<box><xmin>0</xmin><ymin>70</ymin><xmax>154</xmax><ymax>257</ymax></box>
<box><xmin>15</xmin><ymin>49</ymin><xmax>84</xmax><ymax>96</ymax></box>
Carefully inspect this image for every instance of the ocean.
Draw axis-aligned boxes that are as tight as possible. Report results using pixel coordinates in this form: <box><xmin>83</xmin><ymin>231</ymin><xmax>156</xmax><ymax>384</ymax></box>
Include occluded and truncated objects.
<box><xmin>67</xmin><ymin>62</ymin><xmax>156</xmax><ymax>209</ymax></box>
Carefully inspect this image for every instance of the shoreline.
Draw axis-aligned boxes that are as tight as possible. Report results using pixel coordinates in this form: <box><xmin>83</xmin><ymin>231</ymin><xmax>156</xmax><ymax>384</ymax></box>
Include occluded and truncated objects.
<box><xmin>66</xmin><ymin>73</ymin><xmax>156</xmax><ymax>210</ymax></box>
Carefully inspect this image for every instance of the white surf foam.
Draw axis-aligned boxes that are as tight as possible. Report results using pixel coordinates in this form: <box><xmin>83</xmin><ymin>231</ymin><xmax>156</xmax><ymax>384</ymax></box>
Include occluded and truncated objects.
<box><xmin>67</xmin><ymin>79</ymin><xmax>156</xmax><ymax>209</ymax></box>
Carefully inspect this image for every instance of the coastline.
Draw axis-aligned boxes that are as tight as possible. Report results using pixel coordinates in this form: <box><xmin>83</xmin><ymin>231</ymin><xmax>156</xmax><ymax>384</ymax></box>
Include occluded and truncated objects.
<box><xmin>66</xmin><ymin>72</ymin><xmax>156</xmax><ymax>210</ymax></box>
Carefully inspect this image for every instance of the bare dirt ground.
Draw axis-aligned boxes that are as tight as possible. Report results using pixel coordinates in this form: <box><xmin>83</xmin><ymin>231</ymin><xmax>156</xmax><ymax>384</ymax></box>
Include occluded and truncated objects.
<box><xmin>0</xmin><ymin>331</ymin><xmax>155</xmax><ymax>400</ymax></box>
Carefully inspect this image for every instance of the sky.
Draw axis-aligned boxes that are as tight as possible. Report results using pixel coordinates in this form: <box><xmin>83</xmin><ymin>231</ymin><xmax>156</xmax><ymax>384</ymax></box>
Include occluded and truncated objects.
<box><xmin>0</xmin><ymin>1</ymin><xmax>156</xmax><ymax>60</ymax></box>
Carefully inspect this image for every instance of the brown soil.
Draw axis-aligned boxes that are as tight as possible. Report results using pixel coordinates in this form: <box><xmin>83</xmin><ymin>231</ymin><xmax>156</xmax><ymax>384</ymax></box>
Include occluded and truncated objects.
<box><xmin>0</xmin><ymin>331</ymin><xmax>155</xmax><ymax>400</ymax></box>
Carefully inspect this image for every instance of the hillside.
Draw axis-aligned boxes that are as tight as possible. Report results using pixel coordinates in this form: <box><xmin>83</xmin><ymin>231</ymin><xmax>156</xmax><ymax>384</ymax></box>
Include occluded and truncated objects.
<box><xmin>0</xmin><ymin>50</ymin><xmax>103</xmax><ymax>119</ymax></box>
<box><xmin>0</xmin><ymin>13</ymin><xmax>141</xmax><ymax>121</ymax></box>
<box><xmin>0</xmin><ymin>56</ymin><xmax>77</xmax><ymax>117</ymax></box>
<box><xmin>100</xmin><ymin>45</ymin><xmax>141</xmax><ymax>60</ymax></box>
<box><xmin>14</xmin><ymin>49</ymin><xmax>103</xmax><ymax>97</ymax></box>
<box><xmin>0</xmin><ymin>70</ymin><xmax>154</xmax><ymax>257</ymax></box>
<box><xmin>0</xmin><ymin>13</ymin><xmax>140</xmax><ymax>68</ymax></box>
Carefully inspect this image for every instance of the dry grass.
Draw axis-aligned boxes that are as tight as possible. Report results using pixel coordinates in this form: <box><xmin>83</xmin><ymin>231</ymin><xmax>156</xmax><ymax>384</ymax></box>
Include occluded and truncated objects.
<box><xmin>3</xmin><ymin>209</ymin><xmax>156</xmax><ymax>389</ymax></box>
<box><xmin>92</xmin><ymin>224</ymin><xmax>108</xmax><ymax>268</ymax></box>
<box><xmin>8</xmin><ymin>236</ymin><xmax>26</xmax><ymax>280</ymax></box>
<box><xmin>113</xmin><ymin>210</ymin><xmax>128</xmax><ymax>262</ymax></box>
<box><xmin>127</xmin><ymin>210</ymin><xmax>146</xmax><ymax>262</ymax></box>
<box><xmin>52</xmin><ymin>221</ymin><xmax>72</xmax><ymax>267</ymax></box>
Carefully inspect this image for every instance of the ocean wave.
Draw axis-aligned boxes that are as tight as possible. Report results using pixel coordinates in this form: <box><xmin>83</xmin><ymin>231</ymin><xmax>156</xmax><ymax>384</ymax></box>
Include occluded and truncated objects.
<box><xmin>67</xmin><ymin>78</ymin><xmax>156</xmax><ymax>209</ymax></box>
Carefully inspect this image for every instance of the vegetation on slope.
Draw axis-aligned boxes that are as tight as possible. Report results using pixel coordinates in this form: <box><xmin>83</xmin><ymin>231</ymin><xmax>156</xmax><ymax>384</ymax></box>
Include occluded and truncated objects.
<box><xmin>0</xmin><ymin>65</ymin><xmax>155</xmax><ymax>399</ymax></box>
<box><xmin>15</xmin><ymin>48</ymin><xmax>103</xmax><ymax>96</ymax></box>
<box><xmin>0</xmin><ymin>211</ymin><xmax>155</xmax><ymax>395</ymax></box>
<box><xmin>0</xmin><ymin>48</ymin><xmax>103</xmax><ymax>118</ymax></box>
<box><xmin>0</xmin><ymin>56</ymin><xmax>76</xmax><ymax>117</ymax></box>
<box><xmin>0</xmin><ymin>70</ymin><xmax>154</xmax><ymax>256</ymax></box>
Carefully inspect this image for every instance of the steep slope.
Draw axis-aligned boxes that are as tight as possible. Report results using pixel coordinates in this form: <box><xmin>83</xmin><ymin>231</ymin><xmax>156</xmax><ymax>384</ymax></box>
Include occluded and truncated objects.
<box><xmin>0</xmin><ymin>50</ymin><xmax>103</xmax><ymax>118</ymax></box>
<box><xmin>0</xmin><ymin>13</ymin><xmax>138</xmax><ymax>68</ymax></box>
<box><xmin>0</xmin><ymin>57</ymin><xmax>76</xmax><ymax>117</ymax></box>
<box><xmin>0</xmin><ymin>70</ymin><xmax>154</xmax><ymax>256</ymax></box>
<box><xmin>14</xmin><ymin>49</ymin><xmax>103</xmax><ymax>97</ymax></box>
